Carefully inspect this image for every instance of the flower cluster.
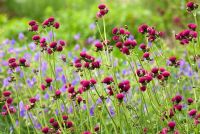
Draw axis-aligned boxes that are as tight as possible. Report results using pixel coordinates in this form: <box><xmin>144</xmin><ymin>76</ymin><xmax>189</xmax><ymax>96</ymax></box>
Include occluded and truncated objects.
<box><xmin>42</xmin><ymin>116</ymin><xmax>73</xmax><ymax>134</ymax></box>
<box><xmin>8</xmin><ymin>57</ymin><xmax>29</xmax><ymax>69</ymax></box>
<box><xmin>73</xmin><ymin>52</ymin><xmax>101</xmax><ymax>71</ymax></box>
<box><xmin>30</xmin><ymin>17</ymin><xmax>66</xmax><ymax>54</ymax></box>
<box><xmin>1</xmin><ymin>91</ymin><xmax>16</xmax><ymax>116</ymax></box>
<box><xmin>137</xmin><ymin>67</ymin><xmax>170</xmax><ymax>91</ymax></box>
<box><xmin>96</xmin><ymin>4</ymin><xmax>109</xmax><ymax>18</ymax></box>
<box><xmin>186</xmin><ymin>1</ymin><xmax>199</xmax><ymax>12</ymax></box>
<box><xmin>138</xmin><ymin>24</ymin><xmax>163</xmax><ymax>42</ymax></box>
<box><xmin>175</xmin><ymin>23</ymin><xmax>198</xmax><ymax>45</ymax></box>
<box><xmin>112</xmin><ymin>26</ymin><xmax>137</xmax><ymax>55</ymax></box>
<box><xmin>168</xmin><ymin>56</ymin><xmax>181</xmax><ymax>67</ymax></box>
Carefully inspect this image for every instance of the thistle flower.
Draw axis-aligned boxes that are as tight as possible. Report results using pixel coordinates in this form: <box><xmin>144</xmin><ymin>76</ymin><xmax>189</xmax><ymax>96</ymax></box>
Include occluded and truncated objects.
<box><xmin>41</xmin><ymin>127</ymin><xmax>49</xmax><ymax>133</ymax></box>
<box><xmin>53</xmin><ymin>22</ymin><xmax>60</xmax><ymax>29</ymax></box>
<box><xmin>186</xmin><ymin>2</ymin><xmax>198</xmax><ymax>12</ymax></box>
<box><xmin>66</xmin><ymin>121</ymin><xmax>73</xmax><ymax>128</ymax></box>
<box><xmin>3</xmin><ymin>91</ymin><xmax>11</xmax><ymax>97</ymax></box>
<box><xmin>102</xmin><ymin>76</ymin><xmax>114</xmax><ymax>85</ymax></box>
<box><xmin>187</xmin><ymin>98</ymin><xmax>194</xmax><ymax>105</ymax></box>
<box><xmin>32</xmin><ymin>35</ymin><xmax>40</xmax><ymax>41</ymax></box>
<box><xmin>140</xmin><ymin>86</ymin><xmax>147</xmax><ymax>92</ymax></box>
<box><xmin>45</xmin><ymin>77</ymin><xmax>53</xmax><ymax>86</ymax></box>
<box><xmin>188</xmin><ymin>109</ymin><xmax>197</xmax><ymax>117</ymax></box>
<box><xmin>188</xmin><ymin>23</ymin><xmax>197</xmax><ymax>31</ymax></box>
<box><xmin>94</xmin><ymin>125</ymin><xmax>100</xmax><ymax>132</ymax></box>
<box><xmin>116</xmin><ymin>93</ymin><xmax>124</xmax><ymax>101</ymax></box>
<box><xmin>49</xmin><ymin>118</ymin><xmax>55</xmax><ymax>123</ymax></box>
<box><xmin>29</xmin><ymin>97</ymin><xmax>37</xmax><ymax>104</ymax></box>
<box><xmin>62</xmin><ymin>115</ymin><xmax>68</xmax><ymax>120</ymax></box>
<box><xmin>28</xmin><ymin>20</ymin><xmax>36</xmax><ymax>26</ymax></box>
<box><xmin>55</xmin><ymin>90</ymin><xmax>61</xmax><ymax>97</ymax></box>
<box><xmin>96</xmin><ymin>4</ymin><xmax>108</xmax><ymax>18</ymax></box>
<box><xmin>167</xmin><ymin>121</ymin><xmax>176</xmax><ymax>130</ymax></box>
<box><xmin>118</xmin><ymin>80</ymin><xmax>130</xmax><ymax>92</ymax></box>
<box><xmin>82</xmin><ymin>131</ymin><xmax>91</xmax><ymax>134</ymax></box>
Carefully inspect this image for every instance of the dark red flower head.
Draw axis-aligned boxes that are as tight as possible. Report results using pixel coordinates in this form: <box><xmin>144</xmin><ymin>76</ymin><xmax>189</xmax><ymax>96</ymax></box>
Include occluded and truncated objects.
<box><xmin>45</xmin><ymin>77</ymin><xmax>53</xmax><ymax>83</ymax></box>
<box><xmin>49</xmin><ymin>41</ymin><xmax>57</xmax><ymax>48</ymax></box>
<box><xmin>169</xmin><ymin>56</ymin><xmax>176</xmax><ymax>63</ymax></box>
<box><xmin>121</xmin><ymin>47</ymin><xmax>130</xmax><ymax>55</ymax></box>
<box><xmin>55</xmin><ymin>90</ymin><xmax>61</xmax><ymax>96</ymax></box>
<box><xmin>188</xmin><ymin>109</ymin><xmax>197</xmax><ymax>117</ymax></box>
<box><xmin>59</xmin><ymin>40</ymin><xmax>66</xmax><ymax>46</ymax></box>
<box><xmin>8</xmin><ymin>58</ymin><xmax>16</xmax><ymax>63</ymax></box>
<box><xmin>19</xmin><ymin>58</ymin><xmax>26</xmax><ymax>65</ymax></box>
<box><xmin>186</xmin><ymin>2</ymin><xmax>198</xmax><ymax>12</ymax></box>
<box><xmin>140</xmin><ymin>43</ymin><xmax>147</xmax><ymax>50</ymax></box>
<box><xmin>116</xmin><ymin>93</ymin><xmax>124</xmax><ymax>101</ymax></box>
<box><xmin>53</xmin><ymin>22</ymin><xmax>60</xmax><ymax>29</ymax></box>
<box><xmin>52</xmin><ymin>121</ymin><xmax>59</xmax><ymax>128</ymax></box>
<box><xmin>29</xmin><ymin>97</ymin><xmax>37</xmax><ymax>104</ymax></box>
<box><xmin>42</xmin><ymin>127</ymin><xmax>49</xmax><ymax>134</ymax></box>
<box><xmin>188</xmin><ymin>23</ymin><xmax>197</xmax><ymax>31</ymax></box>
<box><xmin>66</xmin><ymin>121</ymin><xmax>73</xmax><ymax>128</ymax></box>
<box><xmin>102</xmin><ymin>76</ymin><xmax>114</xmax><ymax>84</ymax></box>
<box><xmin>98</xmin><ymin>4</ymin><xmax>106</xmax><ymax>9</ymax></box>
<box><xmin>28</xmin><ymin>20</ymin><xmax>36</xmax><ymax>26</ymax></box>
<box><xmin>138</xmin><ymin>24</ymin><xmax>148</xmax><ymax>34</ymax></box>
<box><xmin>143</xmin><ymin>52</ymin><xmax>150</xmax><ymax>59</ymax></box>
<box><xmin>168</xmin><ymin>121</ymin><xmax>176</xmax><ymax>130</ymax></box>
<box><xmin>187</xmin><ymin>98</ymin><xmax>194</xmax><ymax>105</ymax></box>
<box><xmin>94</xmin><ymin>125</ymin><xmax>100</xmax><ymax>132</ymax></box>
<box><xmin>174</xmin><ymin>95</ymin><xmax>182</xmax><ymax>103</ymax></box>
<box><xmin>162</xmin><ymin>71</ymin><xmax>170</xmax><ymax>77</ymax></box>
<box><xmin>49</xmin><ymin>117</ymin><xmax>55</xmax><ymax>123</ymax></box>
<box><xmin>62</xmin><ymin>115</ymin><xmax>68</xmax><ymax>120</ymax></box>
<box><xmin>140</xmin><ymin>86</ymin><xmax>147</xmax><ymax>92</ymax></box>
<box><xmin>32</xmin><ymin>35</ymin><xmax>40</xmax><ymax>41</ymax></box>
<box><xmin>48</xmin><ymin>17</ymin><xmax>55</xmax><ymax>23</ymax></box>
<box><xmin>3</xmin><ymin>91</ymin><xmax>12</xmax><ymax>97</ymax></box>
<box><xmin>151</xmin><ymin>67</ymin><xmax>159</xmax><ymax>74</ymax></box>
<box><xmin>112</xmin><ymin>27</ymin><xmax>118</xmax><ymax>35</ymax></box>
<box><xmin>82</xmin><ymin>131</ymin><xmax>91</xmax><ymax>134</ymax></box>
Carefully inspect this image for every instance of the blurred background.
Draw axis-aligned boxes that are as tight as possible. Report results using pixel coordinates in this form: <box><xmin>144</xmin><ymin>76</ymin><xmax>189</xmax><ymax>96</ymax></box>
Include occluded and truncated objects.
<box><xmin>0</xmin><ymin>0</ymin><xmax>199</xmax><ymax>47</ymax></box>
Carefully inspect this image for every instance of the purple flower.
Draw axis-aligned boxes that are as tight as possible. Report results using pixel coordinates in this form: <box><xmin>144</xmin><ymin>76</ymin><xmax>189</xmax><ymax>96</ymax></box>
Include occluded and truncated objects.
<box><xmin>74</xmin><ymin>44</ymin><xmax>80</xmax><ymax>51</ymax></box>
<box><xmin>109</xmin><ymin>106</ymin><xmax>115</xmax><ymax>117</ymax></box>
<box><xmin>41</xmin><ymin>61</ymin><xmax>48</xmax><ymax>76</ymax></box>
<box><xmin>128</xmin><ymin>35</ymin><xmax>134</xmax><ymax>40</ymax></box>
<box><xmin>18</xmin><ymin>33</ymin><xmax>25</xmax><ymax>40</ymax></box>
<box><xmin>60</xmin><ymin>85</ymin><xmax>66</xmax><ymax>92</ymax></box>
<box><xmin>74</xmin><ymin>33</ymin><xmax>80</xmax><ymax>40</ymax></box>
<box><xmin>71</xmin><ymin>79</ymin><xmax>79</xmax><ymax>86</ymax></box>
<box><xmin>61</xmin><ymin>104</ymin><xmax>65</xmax><ymax>112</ymax></box>
<box><xmin>34</xmin><ymin>52</ymin><xmax>40</xmax><ymax>61</ymax></box>
<box><xmin>96</xmin><ymin>98</ymin><xmax>102</xmax><ymax>104</ymax></box>
<box><xmin>87</xmin><ymin>37</ymin><xmax>95</xmax><ymax>44</ymax></box>
<box><xmin>29</xmin><ymin>43</ymin><xmax>36</xmax><ymax>51</ymax></box>
<box><xmin>19</xmin><ymin>101</ymin><xmax>26</xmax><ymax>117</ymax></box>
<box><xmin>61</xmin><ymin>74</ymin><xmax>67</xmax><ymax>84</ymax></box>
<box><xmin>3</xmin><ymin>77</ymin><xmax>10</xmax><ymax>87</ymax></box>
<box><xmin>48</xmin><ymin>31</ymin><xmax>55</xmax><ymax>41</ymax></box>
<box><xmin>90</xmin><ymin>105</ymin><xmax>95</xmax><ymax>116</ymax></box>
<box><xmin>148</xmin><ymin>42</ymin><xmax>152</xmax><ymax>47</ymax></box>
<box><xmin>35</xmin><ymin>94</ymin><xmax>40</xmax><ymax>100</ymax></box>
<box><xmin>68</xmin><ymin>106</ymin><xmax>73</xmax><ymax>114</ymax></box>
<box><xmin>44</xmin><ymin>93</ymin><xmax>49</xmax><ymax>100</ymax></box>
<box><xmin>27</xmin><ymin>77</ymin><xmax>36</xmax><ymax>88</ymax></box>
<box><xmin>24</xmin><ymin>53</ymin><xmax>32</xmax><ymax>61</ymax></box>
<box><xmin>11</xmin><ymin>39</ymin><xmax>16</xmax><ymax>45</ymax></box>
<box><xmin>82</xmin><ymin>104</ymin><xmax>87</xmax><ymax>110</ymax></box>
<box><xmin>89</xmin><ymin>23</ymin><xmax>96</xmax><ymax>30</ymax></box>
